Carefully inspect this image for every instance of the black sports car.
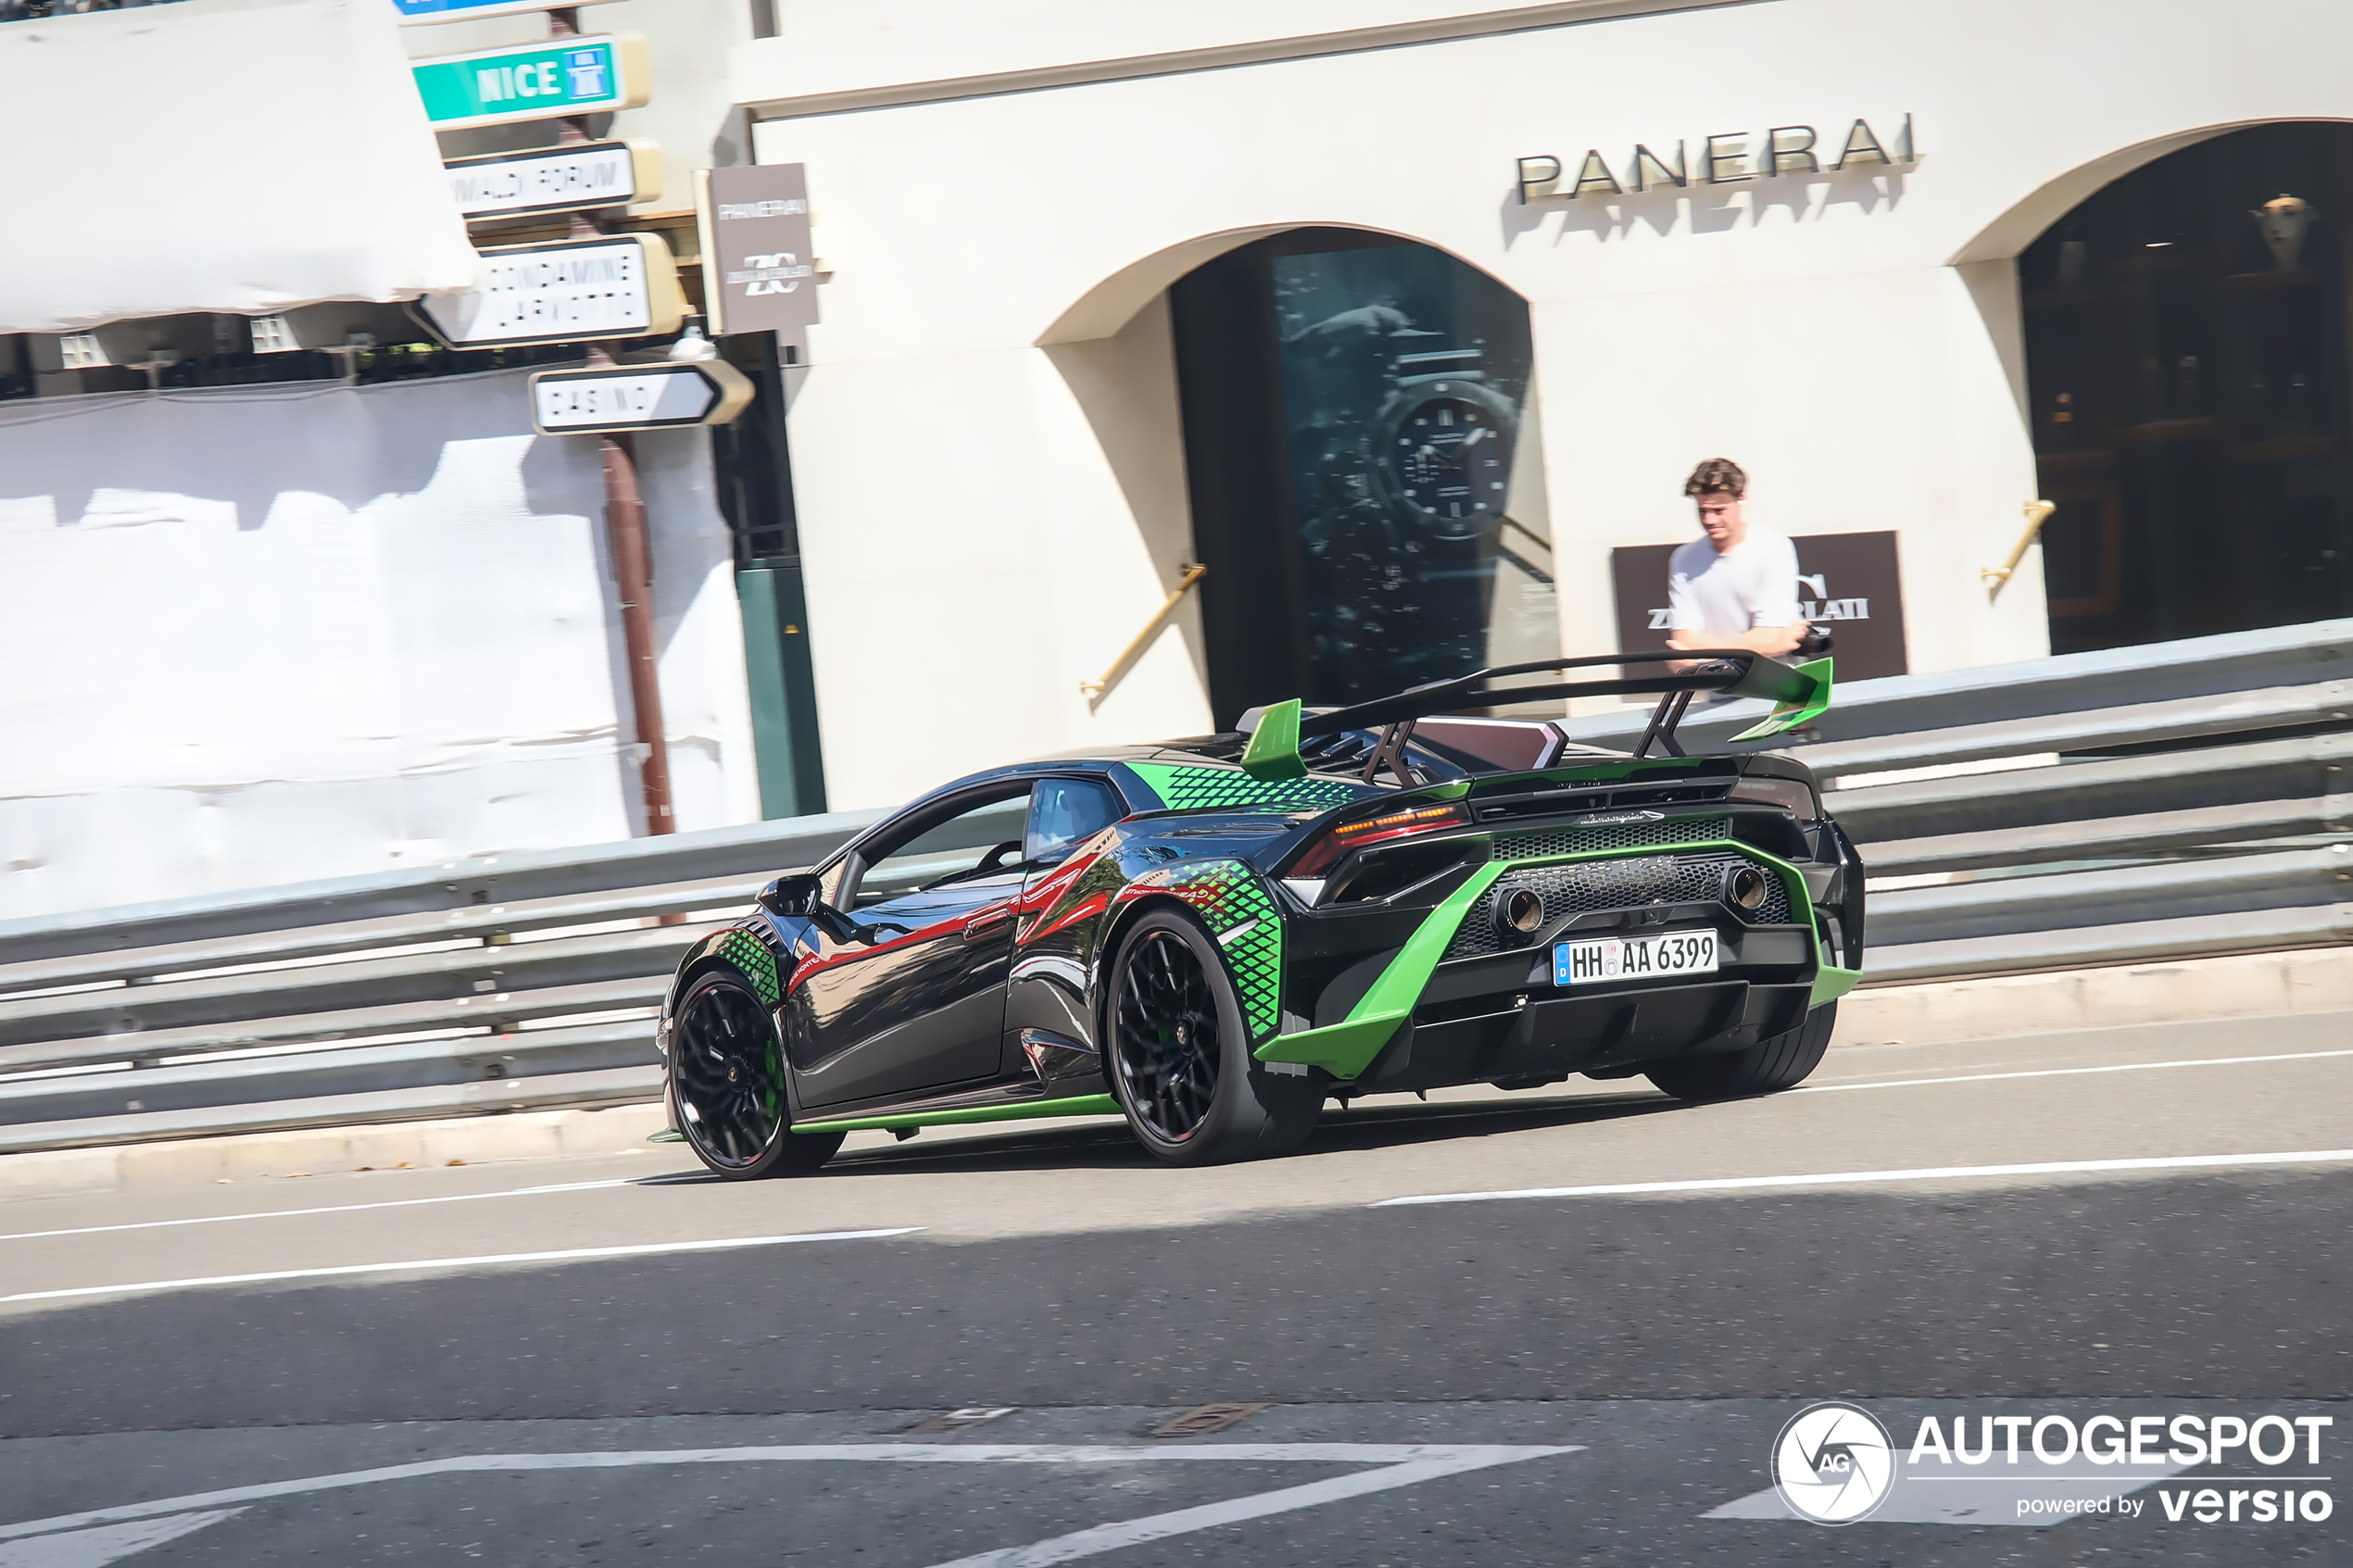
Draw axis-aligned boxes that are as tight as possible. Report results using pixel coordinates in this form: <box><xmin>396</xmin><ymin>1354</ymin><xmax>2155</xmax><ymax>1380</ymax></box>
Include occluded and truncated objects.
<box><xmin>656</xmin><ymin>651</ymin><xmax>1863</xmax><ymax>1176</ymax></box>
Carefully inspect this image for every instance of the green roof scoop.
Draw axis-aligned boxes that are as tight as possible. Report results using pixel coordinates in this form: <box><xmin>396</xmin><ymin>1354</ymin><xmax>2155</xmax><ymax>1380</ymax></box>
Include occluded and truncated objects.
<box><xmin>1729</xmin><ymin>656</ymin><xmax>1834</xmax><ymax>743</ymax></box>
<box><xmin>1239</xmin><ymin>697</ymin><xmax>1308</xmax><ymax>780</ymax></box>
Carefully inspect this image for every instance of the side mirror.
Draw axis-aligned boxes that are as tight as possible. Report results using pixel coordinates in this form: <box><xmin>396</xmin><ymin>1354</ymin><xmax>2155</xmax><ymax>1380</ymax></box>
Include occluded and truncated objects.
<box><xmin>758</xmin><ymin>872</ymin><xmax>824</xmax><ymax>918</ymax></box>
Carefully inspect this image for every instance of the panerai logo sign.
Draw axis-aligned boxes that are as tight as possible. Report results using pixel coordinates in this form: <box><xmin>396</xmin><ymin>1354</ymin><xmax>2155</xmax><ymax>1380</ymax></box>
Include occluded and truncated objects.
<box><xmin>729</xmin><ymin>253</ymin><xmax>812</xmax><ymax>296</ymax></box>
<box><xmin>1516</xmin><ymin>114</ymin><xmax>1915</xmax><ymax>204</ymax></box>
<box><xmin>699</xmin><ymin>163</ymin><xmax>820</xmax><ymax>340</ymax></box>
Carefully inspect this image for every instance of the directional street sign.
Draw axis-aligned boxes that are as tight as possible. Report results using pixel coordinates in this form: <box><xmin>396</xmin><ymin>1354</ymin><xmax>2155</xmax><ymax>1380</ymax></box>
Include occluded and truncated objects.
<box><xmin>395</xmin><ymin>0</ymin><xmax>620</xmax><ymax>23</ymax></box>
<box><xmin>415</xmin><ymin>233</ymin><xmax>686</xmax><ymax>348</ymax></box>
<box><xmin>410</xmin><ymin>34</ymin><xmax>649</xmax><ymax>132</ymax></box>
<box><xmin>528</xmin><ymin>360</ymin><xmax>754</xmax><ymax>435</ymax></box>
<box><xmin>445</xmin><ymin>141</ymin><xmax>661</xmax><ymax>221</ymax></box>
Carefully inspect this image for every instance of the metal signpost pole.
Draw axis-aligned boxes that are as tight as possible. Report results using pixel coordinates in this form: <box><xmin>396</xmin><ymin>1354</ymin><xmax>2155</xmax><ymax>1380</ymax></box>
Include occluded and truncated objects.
<box><xmin>547</xmin><ymin>6</ymin><xmax>673</xmax><ymax>836</ymax></box>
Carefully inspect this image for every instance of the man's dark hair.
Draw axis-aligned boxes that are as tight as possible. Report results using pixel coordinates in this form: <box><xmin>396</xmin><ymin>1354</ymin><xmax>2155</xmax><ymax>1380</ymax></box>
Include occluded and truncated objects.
<box><xmin>1683</xmin><ymin>458</ymin><xmax>1747</xmax><ymax>498</ymax></box>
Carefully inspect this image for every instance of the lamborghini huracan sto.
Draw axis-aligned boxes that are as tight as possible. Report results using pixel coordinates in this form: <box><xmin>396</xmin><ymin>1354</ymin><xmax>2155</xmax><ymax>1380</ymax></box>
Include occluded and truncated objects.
<box><xmin>657</xmin><ymin>651</ymin><xmax>1863</xmax><ymax>1175</ymax></box>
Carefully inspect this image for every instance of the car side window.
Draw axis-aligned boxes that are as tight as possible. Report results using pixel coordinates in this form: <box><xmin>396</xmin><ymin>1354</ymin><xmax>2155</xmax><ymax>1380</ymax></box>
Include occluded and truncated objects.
<box><xmin>846</xmin><ymin>787</ymin><xmax>1033</xmax><ymax>909</ymax></box>
<box><xmin>1025</xmin><ymin>776</ymin><xmax>1124</xmax><ymax>866</ymax></box>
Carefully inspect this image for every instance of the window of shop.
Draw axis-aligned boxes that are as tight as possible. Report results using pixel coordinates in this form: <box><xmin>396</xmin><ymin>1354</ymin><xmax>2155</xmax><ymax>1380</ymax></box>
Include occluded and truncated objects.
<box><xmin>1169</xmin><ymin>229</ymin><xmax>1554</xmax><ymax>726</ymax></box>
<box><xmin>2022</xmin><ymin>123</ymin><xmax>2353</xmax><ymax>654</ymax></box>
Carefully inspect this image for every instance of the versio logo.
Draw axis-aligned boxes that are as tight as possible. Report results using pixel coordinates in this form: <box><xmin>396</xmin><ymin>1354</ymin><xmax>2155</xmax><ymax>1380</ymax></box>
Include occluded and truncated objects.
<box><xmin>1773</xmin><ymin>1402</ymin><xmax>1896</xmax><ymax>1524</ymax></box>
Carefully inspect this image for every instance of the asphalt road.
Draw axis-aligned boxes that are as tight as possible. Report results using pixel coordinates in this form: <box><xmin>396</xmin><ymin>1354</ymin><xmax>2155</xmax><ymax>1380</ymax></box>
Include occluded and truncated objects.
<box><xmin>1</xmin><ymin>1009</ymin><xmax>2348</xmax><ymax>1565</ymax></box>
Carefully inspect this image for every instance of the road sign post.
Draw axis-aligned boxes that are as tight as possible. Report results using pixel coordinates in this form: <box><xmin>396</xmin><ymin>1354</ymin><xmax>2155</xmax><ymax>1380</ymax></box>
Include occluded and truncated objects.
<box><xmin>528</xmin><ymin>361</ymin><xmax>753</xmax><ymax>435</ymax></box>
<box><xmin>410</xmin><ymin>34</ymin><xmax>649</xmax><ymax>131</ymax></box>
<box><xmin>445</xmin><ymin>141</ymin><xmax>661</xmax><ymax>221</ymax></box>
<box><xmin>415</xmin><ymin>233</ymin><xmax>686</xmax><ymax>347</ymax></box>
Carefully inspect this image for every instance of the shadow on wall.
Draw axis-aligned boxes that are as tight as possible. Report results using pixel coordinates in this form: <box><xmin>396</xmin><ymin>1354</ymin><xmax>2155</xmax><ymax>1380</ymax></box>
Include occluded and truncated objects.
<box><xmin>0</xmin><ymin>369</ymin><xmax>651</xmax><ymax>918</ymax></box>
<box><xmin>1038</xmin><ymin>294</ymin><xmax>1212</xmax><ymax>704</ymax></box>
<box><xmin>0</xmin><ymin>373</ymin><xmax>585</xmax><ymax>530</ymax></box>
<box><xmin>1500</xmin><ymin>162</ymin><xmax>1912</xmax><ymax>247</ymax></box>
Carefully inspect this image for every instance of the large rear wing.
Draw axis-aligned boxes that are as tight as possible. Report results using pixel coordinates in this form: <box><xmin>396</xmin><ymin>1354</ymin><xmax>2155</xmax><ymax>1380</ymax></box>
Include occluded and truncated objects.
<box><xmin>1241</xmin><ymin>650</ymin><xmax>1833</xmax><ymax>784</ymax></box>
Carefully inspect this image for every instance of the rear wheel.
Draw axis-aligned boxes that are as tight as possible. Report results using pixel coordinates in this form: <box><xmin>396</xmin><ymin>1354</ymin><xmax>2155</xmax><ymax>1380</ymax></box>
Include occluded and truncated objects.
<box><xmin>1644</xmin><ymin>999</ymin><xmax>1835</xmax><ymax>1102</ymax></box>
<box><xmin>1107</xmin><ymin>909</ymin><xmax>1320</xmax><ymax>1165</ymax></box>
<box><xmin>669</xmin><ymin>969</ymin><xmax>844</xmax><ymax>1179</ymax></box>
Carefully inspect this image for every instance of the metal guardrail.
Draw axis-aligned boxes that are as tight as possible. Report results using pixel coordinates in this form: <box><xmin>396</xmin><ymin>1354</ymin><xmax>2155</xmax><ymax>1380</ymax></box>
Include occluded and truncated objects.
<box><xmin>0</xmin><ymin>621</ymin><xmax>2346</xmax><ymax>1154</ymax></box>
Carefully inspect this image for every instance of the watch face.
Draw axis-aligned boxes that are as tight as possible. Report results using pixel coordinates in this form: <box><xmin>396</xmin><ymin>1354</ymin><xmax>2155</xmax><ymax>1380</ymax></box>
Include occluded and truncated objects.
<box><xmin>1384</xmin><ymin>392</ymin><xmax>1513</xmax><ymax>529</ymax></box>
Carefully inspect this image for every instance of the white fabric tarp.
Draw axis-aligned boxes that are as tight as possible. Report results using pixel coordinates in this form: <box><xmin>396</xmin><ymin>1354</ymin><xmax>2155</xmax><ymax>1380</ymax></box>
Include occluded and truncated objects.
<box><xmin>0</xmin><ymin>370</ymin><xmax>761</xmax><ymax>920</ymax></box>
<box><xmin>0</xmin><ymin>0</ymin><xmax>477</xmax><ymax>332</ymax></box>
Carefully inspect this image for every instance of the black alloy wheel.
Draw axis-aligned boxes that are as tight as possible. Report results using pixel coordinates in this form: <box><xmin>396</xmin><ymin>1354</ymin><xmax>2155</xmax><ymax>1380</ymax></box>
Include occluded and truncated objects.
<box><xmin>1107</xmin><ymin>909</ymin><xmax>1322</xmax><ymax>1166</ymax></box>
<box><xmin>668</xmin><ymin>970</ymin><xmax>843</xmax><ymax>1180</ymax></box>
<box><xmin>1114</xmin><ymin>926</ymin><xmax>1224</xmax><ymax>1142</ymax></box>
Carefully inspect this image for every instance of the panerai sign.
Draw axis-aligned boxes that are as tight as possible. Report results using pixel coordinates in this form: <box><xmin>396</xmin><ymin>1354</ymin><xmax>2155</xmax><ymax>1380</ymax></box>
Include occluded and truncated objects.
<box><xmin>695</xmin><ymin>162</ymin><xmax>822</xmax><ymax>347</ymax></box>
<box><xmin>1516</xmin><ymin>115</ymin><xmax>1916</xmax><ymax>204</ymax></box>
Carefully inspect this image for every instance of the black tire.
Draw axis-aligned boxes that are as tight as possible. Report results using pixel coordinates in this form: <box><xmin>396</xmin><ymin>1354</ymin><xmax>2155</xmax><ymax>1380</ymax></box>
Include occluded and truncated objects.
<box><xmin>1106</xmin><ymin>908</ymin><xmax>1322</xmax><ymax>1166</ymax></box>
<box><xmin>1644</xmin><ymin>1000</ymin><xmax>1837</xmax><ymax>1102</ymax></box>
<box><xmin>668</xmin><ymin>969</ymin><xmax>845</xmax><ymax>1180</ymax></box>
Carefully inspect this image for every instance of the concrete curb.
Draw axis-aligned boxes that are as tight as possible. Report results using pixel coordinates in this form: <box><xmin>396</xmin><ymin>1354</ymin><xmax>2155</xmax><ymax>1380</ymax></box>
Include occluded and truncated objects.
<box><xmin>0</xmin><ymin>1102</ymin><xmax>669</xmax><ymax>1201</ymax></box>
<box><xmin>3</xmin><ymin>946</ymin><xmax>2347</xmax><ymax>1202</ymax></box>
<box><xmin>1832</xmin><ymin>943</ymin><xmax>2353</xmax><ymax>1047</ymax></box>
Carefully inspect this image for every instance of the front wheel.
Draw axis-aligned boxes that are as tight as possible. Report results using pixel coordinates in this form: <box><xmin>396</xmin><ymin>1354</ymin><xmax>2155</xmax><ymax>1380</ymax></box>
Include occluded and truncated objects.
<box><xmin>1106</xmin><ymin>909</ymin><xmax>1321</xmax><ymax>1166</ymax></box>
<box><xmin>1644</xmin><ymin>1000</ymin><xmax>1836</xmax><ymax>1102</ymax></box>
<box><xmin>668</xmin><ymin>969</ymin><xmax>844</xmax><ymax>1180</ymax></box>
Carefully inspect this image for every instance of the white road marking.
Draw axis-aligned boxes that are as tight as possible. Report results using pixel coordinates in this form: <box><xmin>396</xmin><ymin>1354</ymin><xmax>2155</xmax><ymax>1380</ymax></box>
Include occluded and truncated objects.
<box><xmin>1371</xmin><ymin>1148</ymin><xmax>2353</xmax><ymax>1208</ymax></box>
<box><xmin>0</xmin><ymin>1180</ymin><xmax>635</xmax><ymax>1244</ymax></box>
<box><xmin>1800</xmin><ymin>1046</ymin><xmax>2353</xmax><ymax>1097</ymax></box>
<box><xmin>0</xmin><ymin>1508</ymin><xmax>245</xmax><ymax>1568</ymax></box>
<box><xmin>918</xmin><ymin>1450</ymin><xmax>1571</xmax><ymax>1568</ymax></box>
<box><xmin>0</xmin><ymin>1229</ymin><xmax>922</xmax><ymax>1304</ymax></box>
<box><xmin>0</xmin><ymin>1445</ymin><xmax>1581</xmax><ymax>1549</ymax></box>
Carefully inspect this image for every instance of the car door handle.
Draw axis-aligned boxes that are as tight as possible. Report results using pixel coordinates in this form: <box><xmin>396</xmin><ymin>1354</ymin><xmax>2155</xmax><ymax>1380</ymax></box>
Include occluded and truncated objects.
<box><xmin>962</xmin><ymin>909</ymin><xmax>1013</xmax><ymax>943</ymax></box>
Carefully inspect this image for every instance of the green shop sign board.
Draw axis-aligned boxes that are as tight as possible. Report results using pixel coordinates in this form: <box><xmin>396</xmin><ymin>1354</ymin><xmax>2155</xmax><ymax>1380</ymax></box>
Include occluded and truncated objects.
<box><xmin>410</xmin><ymin>34</ymin><xmax>649</xmax><ymax>132</ymax></box>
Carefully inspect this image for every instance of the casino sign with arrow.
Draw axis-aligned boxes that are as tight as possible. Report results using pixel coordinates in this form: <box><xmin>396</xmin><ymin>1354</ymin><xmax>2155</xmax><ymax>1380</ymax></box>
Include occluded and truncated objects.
<box><xmin>527</xmin><ymin>360</ymin><xmax>753</xmax><ymax>435</ymax></box>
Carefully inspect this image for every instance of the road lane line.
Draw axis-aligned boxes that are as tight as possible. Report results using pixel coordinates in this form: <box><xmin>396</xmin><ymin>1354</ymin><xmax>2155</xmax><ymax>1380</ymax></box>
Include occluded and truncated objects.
<box><xmin>0</xmin><ymin>1228</ymin><xmax>922</xmax><ymax>1304</ymax></box>
<box><xmin>1800</xmin><ymin>1047</ymin><xmax>2353</xmax><ymax>1096</ymax></box>
<box><xmin>0</xmin><ymin>1507</ymin><xmax>247</xmax><ymax>1567</ymax></box>
<box><xmin>1371</xmin><ymin>1148</ymin><xmax>2353</xmax><ymax>1208</ymax></box>
<box><xmin>0</xmin><ymin>1180</ymin><xmax>636</xmax><ymax>1244</ymax></box>
<box><xmin>0</xmin><ymin>1445</ymin><xmax>1580</xmax><ymax>1544</ymax></box>
<box><xmin>917</xmin><ymin>1449</ymin><xmax>1577</xmax><ymax>1568</ymax></box>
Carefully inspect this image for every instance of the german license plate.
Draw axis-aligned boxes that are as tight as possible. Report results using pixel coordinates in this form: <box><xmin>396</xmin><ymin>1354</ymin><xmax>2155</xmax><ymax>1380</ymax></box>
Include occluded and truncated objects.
<box><xmin>1554</xmin><ymin>929</ymin><xmax>1719</xmax><ymax>985</ymax></box>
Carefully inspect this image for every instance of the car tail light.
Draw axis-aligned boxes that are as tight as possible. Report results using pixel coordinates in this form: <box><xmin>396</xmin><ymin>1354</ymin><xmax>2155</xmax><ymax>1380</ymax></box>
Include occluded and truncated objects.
<box><xmin>1289</xmin><ymin>800</ymin><xmax>1471</xmax><ymax>878</ymax></box>
<box><xmin>1729</xmin><ymin>776</ymin><xmax>1817</xmax><ymax>819</ymax></box>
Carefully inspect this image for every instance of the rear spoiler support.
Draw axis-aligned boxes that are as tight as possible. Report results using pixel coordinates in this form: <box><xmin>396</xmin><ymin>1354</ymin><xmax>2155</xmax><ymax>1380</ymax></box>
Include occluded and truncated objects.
<box><xmin>1632</xmin><ymin>688</ymin><xmax>1699</xmax><ymax>759</ymax></box>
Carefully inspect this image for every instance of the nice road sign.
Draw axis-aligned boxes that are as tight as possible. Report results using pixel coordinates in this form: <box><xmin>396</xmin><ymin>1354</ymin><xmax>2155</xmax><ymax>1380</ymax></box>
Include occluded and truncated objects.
<box><xmin>529</xmin><ymin>361</ymin><xmax>753</xmax><ymax>435</ymax></box>
<box><xmin>416</xmin><ymin>234</ymin><xmax>685</xmax><ymax>349</ymax></box>
<box><xmin>410</xmin><ymin>34</ymin><xmax>649</xmax><ymax>132</ymax></box>
<box><xmin>395</xmin><ymin>0</ymin><xmax>620</xmax><ymax>23</ymax></box>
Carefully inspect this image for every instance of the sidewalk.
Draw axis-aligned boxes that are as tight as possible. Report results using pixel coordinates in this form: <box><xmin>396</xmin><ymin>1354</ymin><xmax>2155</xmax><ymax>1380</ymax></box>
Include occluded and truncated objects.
<box><xmin>1</xmin><ymin>946</ymin><xmax>2346</xmax><ymax>1201</ymax></box>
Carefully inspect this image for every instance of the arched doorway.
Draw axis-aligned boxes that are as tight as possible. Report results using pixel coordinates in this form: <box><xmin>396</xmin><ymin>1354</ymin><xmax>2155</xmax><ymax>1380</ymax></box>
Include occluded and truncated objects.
<box><xmin>1167</xmin><ymin>229</ymin><xmax>1553</xmax><ymax>725</ymax></box>
<box><xmin>2022</xmin><ymin>123</ymin><xmax>2353</xmax><ymax>654</ymax></box>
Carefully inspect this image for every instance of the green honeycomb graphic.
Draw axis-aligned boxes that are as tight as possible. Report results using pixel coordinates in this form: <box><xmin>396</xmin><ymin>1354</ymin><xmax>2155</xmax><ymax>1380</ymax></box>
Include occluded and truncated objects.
<box><xmin>1151</xmin><ymin>859</ymin><xmax>1283</xmax><ymax>1042</ymax></box>
<box><xmin>717</xmin><ymin>929</ymin><xmax>782</xmax><ymax>1005</ymax></box>
<box><xmin>1126</xmin><ymin>762</ymin><xmax>1366</xmax><ymax>814</ymax></box>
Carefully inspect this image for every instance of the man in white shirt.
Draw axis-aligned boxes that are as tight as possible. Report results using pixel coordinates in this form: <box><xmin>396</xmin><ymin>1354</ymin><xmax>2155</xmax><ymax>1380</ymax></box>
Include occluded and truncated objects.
<box><xmin>1664</xmin><ymin>458</ymin><xmax>1809</xmax><ymax>661</ymax></box>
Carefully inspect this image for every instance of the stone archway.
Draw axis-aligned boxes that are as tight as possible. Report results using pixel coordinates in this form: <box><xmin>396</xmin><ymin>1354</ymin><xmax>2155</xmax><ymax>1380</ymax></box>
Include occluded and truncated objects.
<box><xmin>1056</xmin><ymin>226</ymin><xmax>1547</xmax><ymax>728</ymax></box>
<box><xmin>1998</xmin><ymin>122</ymin><xmax>2353</xmax><ymax>652</ymax></box>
